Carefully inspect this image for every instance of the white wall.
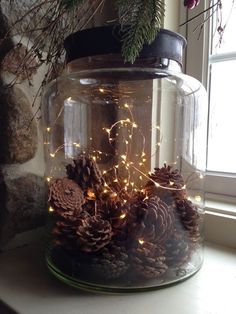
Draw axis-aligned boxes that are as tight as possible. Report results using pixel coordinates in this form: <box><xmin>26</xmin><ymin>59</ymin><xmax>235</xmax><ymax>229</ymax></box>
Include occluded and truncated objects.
<box><xmin>164</xmin><ymin>0</ymin><xmax>180</xmax><ymax>32</ymax></box>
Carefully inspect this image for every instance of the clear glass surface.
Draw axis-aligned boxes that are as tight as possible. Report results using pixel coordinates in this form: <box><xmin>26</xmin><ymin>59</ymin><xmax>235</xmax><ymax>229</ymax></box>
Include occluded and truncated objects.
<box><xmin>43</xmin><ymin>66</ymin><xmax>207</xmax><ymax>291</ymax></box>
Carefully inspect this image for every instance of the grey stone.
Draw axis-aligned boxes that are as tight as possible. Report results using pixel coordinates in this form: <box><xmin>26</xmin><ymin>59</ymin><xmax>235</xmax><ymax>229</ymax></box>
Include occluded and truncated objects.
<box><xmin>0</xmin><ymin>170</ymin><xmax>46</xmax><ymax>247</ymax></box>
<box><xmin>0</xmin><ymin>86</ymin><xmax>38</xmax><ymax>164</ymax></box>
<box><xmin>1</xmin><ymin>1</ymin><xmax>50</xmax><ymax>35</ymax></box>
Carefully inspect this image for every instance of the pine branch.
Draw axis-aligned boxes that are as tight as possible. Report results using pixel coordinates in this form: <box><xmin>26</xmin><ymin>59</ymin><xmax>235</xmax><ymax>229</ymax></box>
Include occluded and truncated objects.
<box><xmin>116</xmin><ymin>0</ymin><xmax>165</xmax><ymax>63</ymax></box>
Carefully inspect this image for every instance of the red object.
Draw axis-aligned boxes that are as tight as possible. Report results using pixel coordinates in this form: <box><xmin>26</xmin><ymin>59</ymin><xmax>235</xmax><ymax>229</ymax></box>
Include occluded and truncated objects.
<box><xmin>184</xmin><ymin>0</ymin><xmax>200</xmax><ymax>9</ymax></box>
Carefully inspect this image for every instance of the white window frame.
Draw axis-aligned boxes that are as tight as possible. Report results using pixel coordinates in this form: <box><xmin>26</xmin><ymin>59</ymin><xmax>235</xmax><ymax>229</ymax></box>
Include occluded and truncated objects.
<box><xmin>179</xmin><ymin>0</ymin><xmax>236</xmax><ymax>249</ymax></box>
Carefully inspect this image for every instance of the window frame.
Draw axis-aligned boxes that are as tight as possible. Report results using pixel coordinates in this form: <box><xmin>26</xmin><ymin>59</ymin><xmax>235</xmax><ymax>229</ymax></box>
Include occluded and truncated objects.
<box><xmin>179</xmin><ymin>0</ymin><xmax>236</xmax><ymax>249</ymax></box>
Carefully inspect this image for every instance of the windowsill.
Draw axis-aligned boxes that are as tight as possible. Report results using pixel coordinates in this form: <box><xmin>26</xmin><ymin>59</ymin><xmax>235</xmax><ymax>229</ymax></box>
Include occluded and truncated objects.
<box><xmin>205</xmin><ymin>196</ymin><xmax>236</xmax><ymax>216</ymax></box>
<box><xmin>0</xmin><ymin>241</ymin><xmax>235</xmax><ymax>314</ymax></box>
<box><xmin>206</xmin><ymin>200</ymin><xmax>236</xmax><ymax>216</ymax></box>
<box><xmin>204</xmin><ymin>200</ymin><xmax>236</xmax><ymax>249</ymax></box>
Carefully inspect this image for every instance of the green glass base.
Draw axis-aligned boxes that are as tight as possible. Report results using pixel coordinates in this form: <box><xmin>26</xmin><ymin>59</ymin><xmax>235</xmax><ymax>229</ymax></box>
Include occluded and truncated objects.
<box><xmin>45</xmin><ymin>246</ymin><xmax>203</xmax><ymax>293</ymax></box>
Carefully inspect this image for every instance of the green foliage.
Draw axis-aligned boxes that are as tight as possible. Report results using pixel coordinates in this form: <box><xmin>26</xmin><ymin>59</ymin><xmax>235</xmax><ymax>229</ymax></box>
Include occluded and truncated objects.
<box><xmin>116</xmin><ymin>0</ymin><xmax>165</xmax><ymax>63</ymax></box>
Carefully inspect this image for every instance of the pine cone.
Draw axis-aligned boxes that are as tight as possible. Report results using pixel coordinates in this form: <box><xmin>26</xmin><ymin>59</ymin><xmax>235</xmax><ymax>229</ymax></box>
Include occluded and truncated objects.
<box><xmin>91</xmin><ymin>243</ymin><xmax>129</xmax><ymax>279</ymax></box>
<box><xmin>52</xmin><ymin>218</ymin><xmax>79</xmax><ymax>250</ymax></box>
<box><xmin>175</xmin><ymin>199</ymin><xmax>201</xmax><ymax>242</ymax></box>
<box><xmin>145</xmin><ymin>164</ymin><xmax>186</xmax><ymax>206</ymax></box>
<box><xmin>97</xmin><ymin>199</ymin><xmax>129</xmax><ymax>242</ymax></box>
<box><xmin>127</xmin><ymin>197</ymin><xmax>174</xmax><ymax>245</ymax></box>
<box><xmin>76</xmin><ymin>215</ymin><xmax>113</xmax><ymax>252</ymax></box>
<box><xmin>66</xmin><ymin>155</ymin><xmax>104</xmax><ymax>197</ymax></box>
<box><xmin>49</xmin><ymin>178</ymin><xmax>85</xmax><ymax>215</ymax></box>
<box><xmin>131</xmin><ymin>242</ymin><xmax>168</xmax><ymax>279</ymax></box>
<box><xmin>149</xmin><ymin>164</ymin><xmax>184</xmax><ymax>188</ymax></box>
<box><xmin>52</xmin><ymin>211</ymin><xmax>90</xmax><ymax>249</ymax></box>
<box><xmin>98</xmin><ymin>200</ymin><xmax>128</xmax><ymax>230</ymax></box>
<box><xmin>165</xmin><ymin>232</ymin><xmax>191</xmax><ymax>267</ymax></box>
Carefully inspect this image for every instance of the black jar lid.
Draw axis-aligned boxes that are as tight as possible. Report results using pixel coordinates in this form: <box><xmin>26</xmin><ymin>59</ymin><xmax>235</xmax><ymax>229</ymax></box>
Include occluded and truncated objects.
<box><xmin>64</xmin><ymin>26</ymin><xmax>187</xmax><ymax>66</ymax></box>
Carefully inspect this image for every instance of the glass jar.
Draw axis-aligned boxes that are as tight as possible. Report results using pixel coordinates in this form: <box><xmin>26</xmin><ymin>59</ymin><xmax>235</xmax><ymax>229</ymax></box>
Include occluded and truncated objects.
<box><xmin>43</xmin><ymin>27</ymin><xmax>207</xmax><ymax>292</ymax></box>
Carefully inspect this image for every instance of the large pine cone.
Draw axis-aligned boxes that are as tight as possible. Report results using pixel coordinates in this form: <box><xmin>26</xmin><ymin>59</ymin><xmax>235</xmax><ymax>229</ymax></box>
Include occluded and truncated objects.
<box><xmin>145</xmin><ymin>164</ymin><xmax>186</xmax><ymax>206</ymax></box>
<box><xmin>165</xmin><ymin>232</ymin><xmax>191</xmax><ymax>267</ymax></box>
<box><xmin>127</xmin><ymin>197</ymin><xmax>174</xmax><ymax>245</ymax></box>
<box><xmin>49</xmin><ymin>178</ymin><xmax>85</xmax><ymax>215</ymax></box>
<box><xmin>76</xmin><ymin>215</ymin><xmax>113</xmax><ymax>252</ymax></box>
<box><xmin>131</xmin><ymin>242</ymin><xmax>168</xmax><ymax>279</ymax></box>
<box><xmin>175</xmin><ymin>199</ymin><xmax>201</xmax><ymax>242</ymax></box>
<box><xmin>66</xmin><ymin>155</ymin><xmax>104</xmax><ymax>197</ymax></box>
<box><xmin>98</xmin><ymin>200</ymin><xmax>128</xmax><ymax>230</ymax></box>
<box><xmin>91</xmin><ymin>242</ymin><xmax>129</xmax><ymax>279</ymax></box>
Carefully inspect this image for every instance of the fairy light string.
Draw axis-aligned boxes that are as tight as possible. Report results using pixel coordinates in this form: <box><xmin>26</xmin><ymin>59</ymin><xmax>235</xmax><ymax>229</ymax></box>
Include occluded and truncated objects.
<box><xmin>46</xmin><ymin>90</ymin><xmax>203</xmax><ymax>225</ymax></box>
<box><xmin>46</xmin><ymin>99</ymin><xmax>188</xmax><ymax>196</ymax></box>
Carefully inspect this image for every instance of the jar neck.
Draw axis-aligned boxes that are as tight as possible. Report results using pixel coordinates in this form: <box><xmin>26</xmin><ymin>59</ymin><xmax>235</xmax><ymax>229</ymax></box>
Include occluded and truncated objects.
<box><xmin>65</xmin><ymin>54</ymin><xmax>182</xmax><ymax>74</ymax></box>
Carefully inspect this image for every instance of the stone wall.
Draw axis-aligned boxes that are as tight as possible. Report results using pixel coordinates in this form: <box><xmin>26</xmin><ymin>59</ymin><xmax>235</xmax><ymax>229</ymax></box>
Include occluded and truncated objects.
<box><xmin>0</xmin><ymin>8</ymin><xmax>47</xmax><ymax>248</ymax></box>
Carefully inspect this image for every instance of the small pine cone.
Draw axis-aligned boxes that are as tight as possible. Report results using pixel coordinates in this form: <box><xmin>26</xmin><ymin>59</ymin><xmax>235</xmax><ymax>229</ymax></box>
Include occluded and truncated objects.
<box><xmin>49</xmin><ymin>178</ymin><xmax>85</xmax><ymax>215</ymax></box>
<box><xmin>148</xmin><ymin>164</ymin><xmax>184</xmax><ymax>188</ymax></box>
<box><xmin>145</xmin><ymin>164</ymin><xmax>186</xmax><ymax>206</ymax></box>
<box><xmin>91</xmin><ymin>243</ymin><xmax>129</xmax><ymax>279</ymax></box>
<box><xmin>176</xmin><ymin>199</ymin><xmax>201</xmax><ymax>242</ymax></box>
<box><xmin>127</xmin><ymin>197</ymin><xmax>174</xmax><ymax>245</ymax></box>
<box><xmin>131</xmin><ymin>242</ymin><xmax>168</xmax><ymax>279</ymax></box>
<box><xmin>76</xmin><ymin>215</ymin><xmax>113</xmax><ymax>252</ymax></box>
<box><xmin>165</xmin><ymin>232</ymin><xmax>191</xmax><ymax>267</ymax></box>
<box><xmin>66</xmin><ymin>155</ymin><xmax>104</xmax><ymax>197</ymax></box>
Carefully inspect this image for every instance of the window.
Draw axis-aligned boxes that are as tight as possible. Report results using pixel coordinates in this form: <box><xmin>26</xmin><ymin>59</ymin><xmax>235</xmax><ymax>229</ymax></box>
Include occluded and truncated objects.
<box><xmin>206</xmin><ymin>0</ymin><xmax>236</xmax><ymax>199</ymax></box>
<box><xmin>180</xmin><ymin>0</ymin><xmax>236</xmax><ymax>248</ymax></box>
